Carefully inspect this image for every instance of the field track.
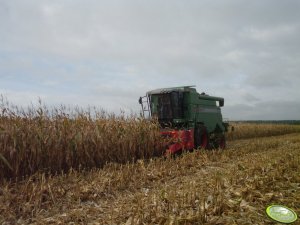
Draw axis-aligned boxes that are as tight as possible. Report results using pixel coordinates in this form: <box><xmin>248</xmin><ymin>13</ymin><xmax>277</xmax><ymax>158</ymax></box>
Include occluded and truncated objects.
<box><xmin>1</xmin><ymin>132</ymin><xmax>299</xmax><ymax>224</ymax></box>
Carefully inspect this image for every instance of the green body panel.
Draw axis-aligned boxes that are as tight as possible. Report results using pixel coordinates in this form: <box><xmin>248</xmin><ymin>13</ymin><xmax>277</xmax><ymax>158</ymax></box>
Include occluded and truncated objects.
<box><xmin>146</xmin><ymin>86</ymin><xmax>227</xmax><ymax>134</ymax></box>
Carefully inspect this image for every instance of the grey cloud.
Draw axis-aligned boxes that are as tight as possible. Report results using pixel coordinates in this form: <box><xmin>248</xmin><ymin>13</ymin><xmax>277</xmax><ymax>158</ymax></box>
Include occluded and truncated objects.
<box><xmin>242</xmin><ymin>93</ymin><xmax>260</xmax><ymax>102</ymax></box>
<box><xmin>223</xmin><ymin>100</ymin><xmax>300</xmax><ymax>120</ymax></box>
<box><xmin>0</xmin><ymin>0</ymin><xmax>300</xmax><ymax>119</ymax></box>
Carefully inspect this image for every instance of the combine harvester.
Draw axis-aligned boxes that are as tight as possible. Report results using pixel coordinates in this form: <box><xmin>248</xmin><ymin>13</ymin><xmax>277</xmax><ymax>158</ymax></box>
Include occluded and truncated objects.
<box><xmin>139</xmin><ymin>86</ymin><xmax>228</xmax><ymax>154</ymax></box>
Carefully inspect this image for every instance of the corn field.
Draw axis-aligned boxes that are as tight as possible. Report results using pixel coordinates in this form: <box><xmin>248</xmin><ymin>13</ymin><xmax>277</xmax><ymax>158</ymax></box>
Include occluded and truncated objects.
<box><xmin>0</xmin><ymin>100</ymin><xmax>299</xmax><ymax>181</ymax></box>
<box><xmin>0</xmin><ymin>100</ymin><xmax>300</xmax><ymax>224</ymax></box>
<box><xmin>226</xmin><ymin>122</ymin><xmax>300</xmax><ymax>140</ymax></box>
<box><xmin>0</xmin><ymin>102</ymin><xmax>165</xmax><ymax>180</ymax></box>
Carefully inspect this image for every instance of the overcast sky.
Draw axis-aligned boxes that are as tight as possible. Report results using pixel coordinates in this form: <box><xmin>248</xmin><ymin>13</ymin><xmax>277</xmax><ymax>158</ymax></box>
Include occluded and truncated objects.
<box><xmin>0</xmin><ymin>0</ymin><xmax>299</xmax><ymax>120</ymax></box>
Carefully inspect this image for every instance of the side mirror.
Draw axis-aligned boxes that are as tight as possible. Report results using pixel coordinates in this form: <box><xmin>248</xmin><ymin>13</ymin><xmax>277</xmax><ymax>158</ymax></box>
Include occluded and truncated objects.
<box><xmin>138</xmin><ymin>97</ymin><xmax>142</xmax><ymax>104</ymax></box>
<box><xmin>219</xmin><ymin>99</ymin><xmax>224</xmax><ymax>107</ymax></box>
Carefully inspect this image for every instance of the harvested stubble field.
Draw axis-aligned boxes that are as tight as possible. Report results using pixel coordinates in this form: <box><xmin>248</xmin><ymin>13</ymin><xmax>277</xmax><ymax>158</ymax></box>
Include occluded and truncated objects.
<box><xmin>0</xmin><ymin>105</ymin><xmax>300</xmax><ymax>224</ymax></box>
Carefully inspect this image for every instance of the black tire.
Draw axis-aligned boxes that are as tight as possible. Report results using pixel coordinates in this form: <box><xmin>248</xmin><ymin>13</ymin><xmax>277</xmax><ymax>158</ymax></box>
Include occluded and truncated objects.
<box><xmin>194</xmin><ymin>124</ymin><xmax>209</xmax><ymax>149</ymax></box>
<box><xmin>218</xmin><ymin>134</ymin><xmax>226</xmax><ymax>149</ymax></box>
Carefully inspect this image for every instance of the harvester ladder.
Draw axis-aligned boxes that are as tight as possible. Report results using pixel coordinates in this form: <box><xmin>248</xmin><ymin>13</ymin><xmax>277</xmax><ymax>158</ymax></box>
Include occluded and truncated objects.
<box><xmin>139</xmin><ymin>95</ymin><xmax>151</xmax><ymax>118</ymax></box>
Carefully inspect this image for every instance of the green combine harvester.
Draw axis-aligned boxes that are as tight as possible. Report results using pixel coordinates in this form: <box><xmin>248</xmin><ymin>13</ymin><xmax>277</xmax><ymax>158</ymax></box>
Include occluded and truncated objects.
<box><xmin>139</xmin><ymin>86</ymin><xmax>228</xmax><ymax>154</ymax></box>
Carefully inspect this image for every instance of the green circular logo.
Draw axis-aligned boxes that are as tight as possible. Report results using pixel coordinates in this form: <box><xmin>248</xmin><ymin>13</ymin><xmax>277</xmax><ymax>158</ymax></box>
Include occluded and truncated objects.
<box><xmin>266</xmin><ymin>205</ymin><xmax>298</xmax><ymax>224</ymax></box>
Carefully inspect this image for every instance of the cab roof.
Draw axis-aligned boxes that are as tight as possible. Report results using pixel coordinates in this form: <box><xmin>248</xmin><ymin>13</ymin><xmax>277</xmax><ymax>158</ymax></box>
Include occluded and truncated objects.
<box><xmin>147</xmin><ymin>85</ymin><xmax>196</xmax><ymax>95</ymax></box>
<box><xmin>146</xmin><ymin>85</ymin><xmax>225</xmax><ymax>106</ymax></box>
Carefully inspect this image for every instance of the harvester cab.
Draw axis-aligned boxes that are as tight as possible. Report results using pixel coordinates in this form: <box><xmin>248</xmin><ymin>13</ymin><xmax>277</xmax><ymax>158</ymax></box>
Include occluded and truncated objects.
<box><xmin>139</xmin><ymin>86</ymin><xmax>228</xmax><ymax>154</ymax></box>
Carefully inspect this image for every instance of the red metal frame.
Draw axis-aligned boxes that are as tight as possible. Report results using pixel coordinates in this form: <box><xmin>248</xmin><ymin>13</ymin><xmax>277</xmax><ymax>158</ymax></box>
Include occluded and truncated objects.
<box><xmin>161</xmin><ymin>129</ymin><xmax>194</xmax><ymax>155</ymax></box>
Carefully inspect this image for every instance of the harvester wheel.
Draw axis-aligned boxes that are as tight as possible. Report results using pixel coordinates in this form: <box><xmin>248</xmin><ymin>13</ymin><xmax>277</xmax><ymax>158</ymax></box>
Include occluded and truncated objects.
<box><xmin>194</xmin><ymin>125</ymin><xmax>208</xmax><ymax>149</ymax></box>
<box><xmin>218</xmin><ymin>135</ymin><xmax>226</xmax><ymax>149</ymax></box>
